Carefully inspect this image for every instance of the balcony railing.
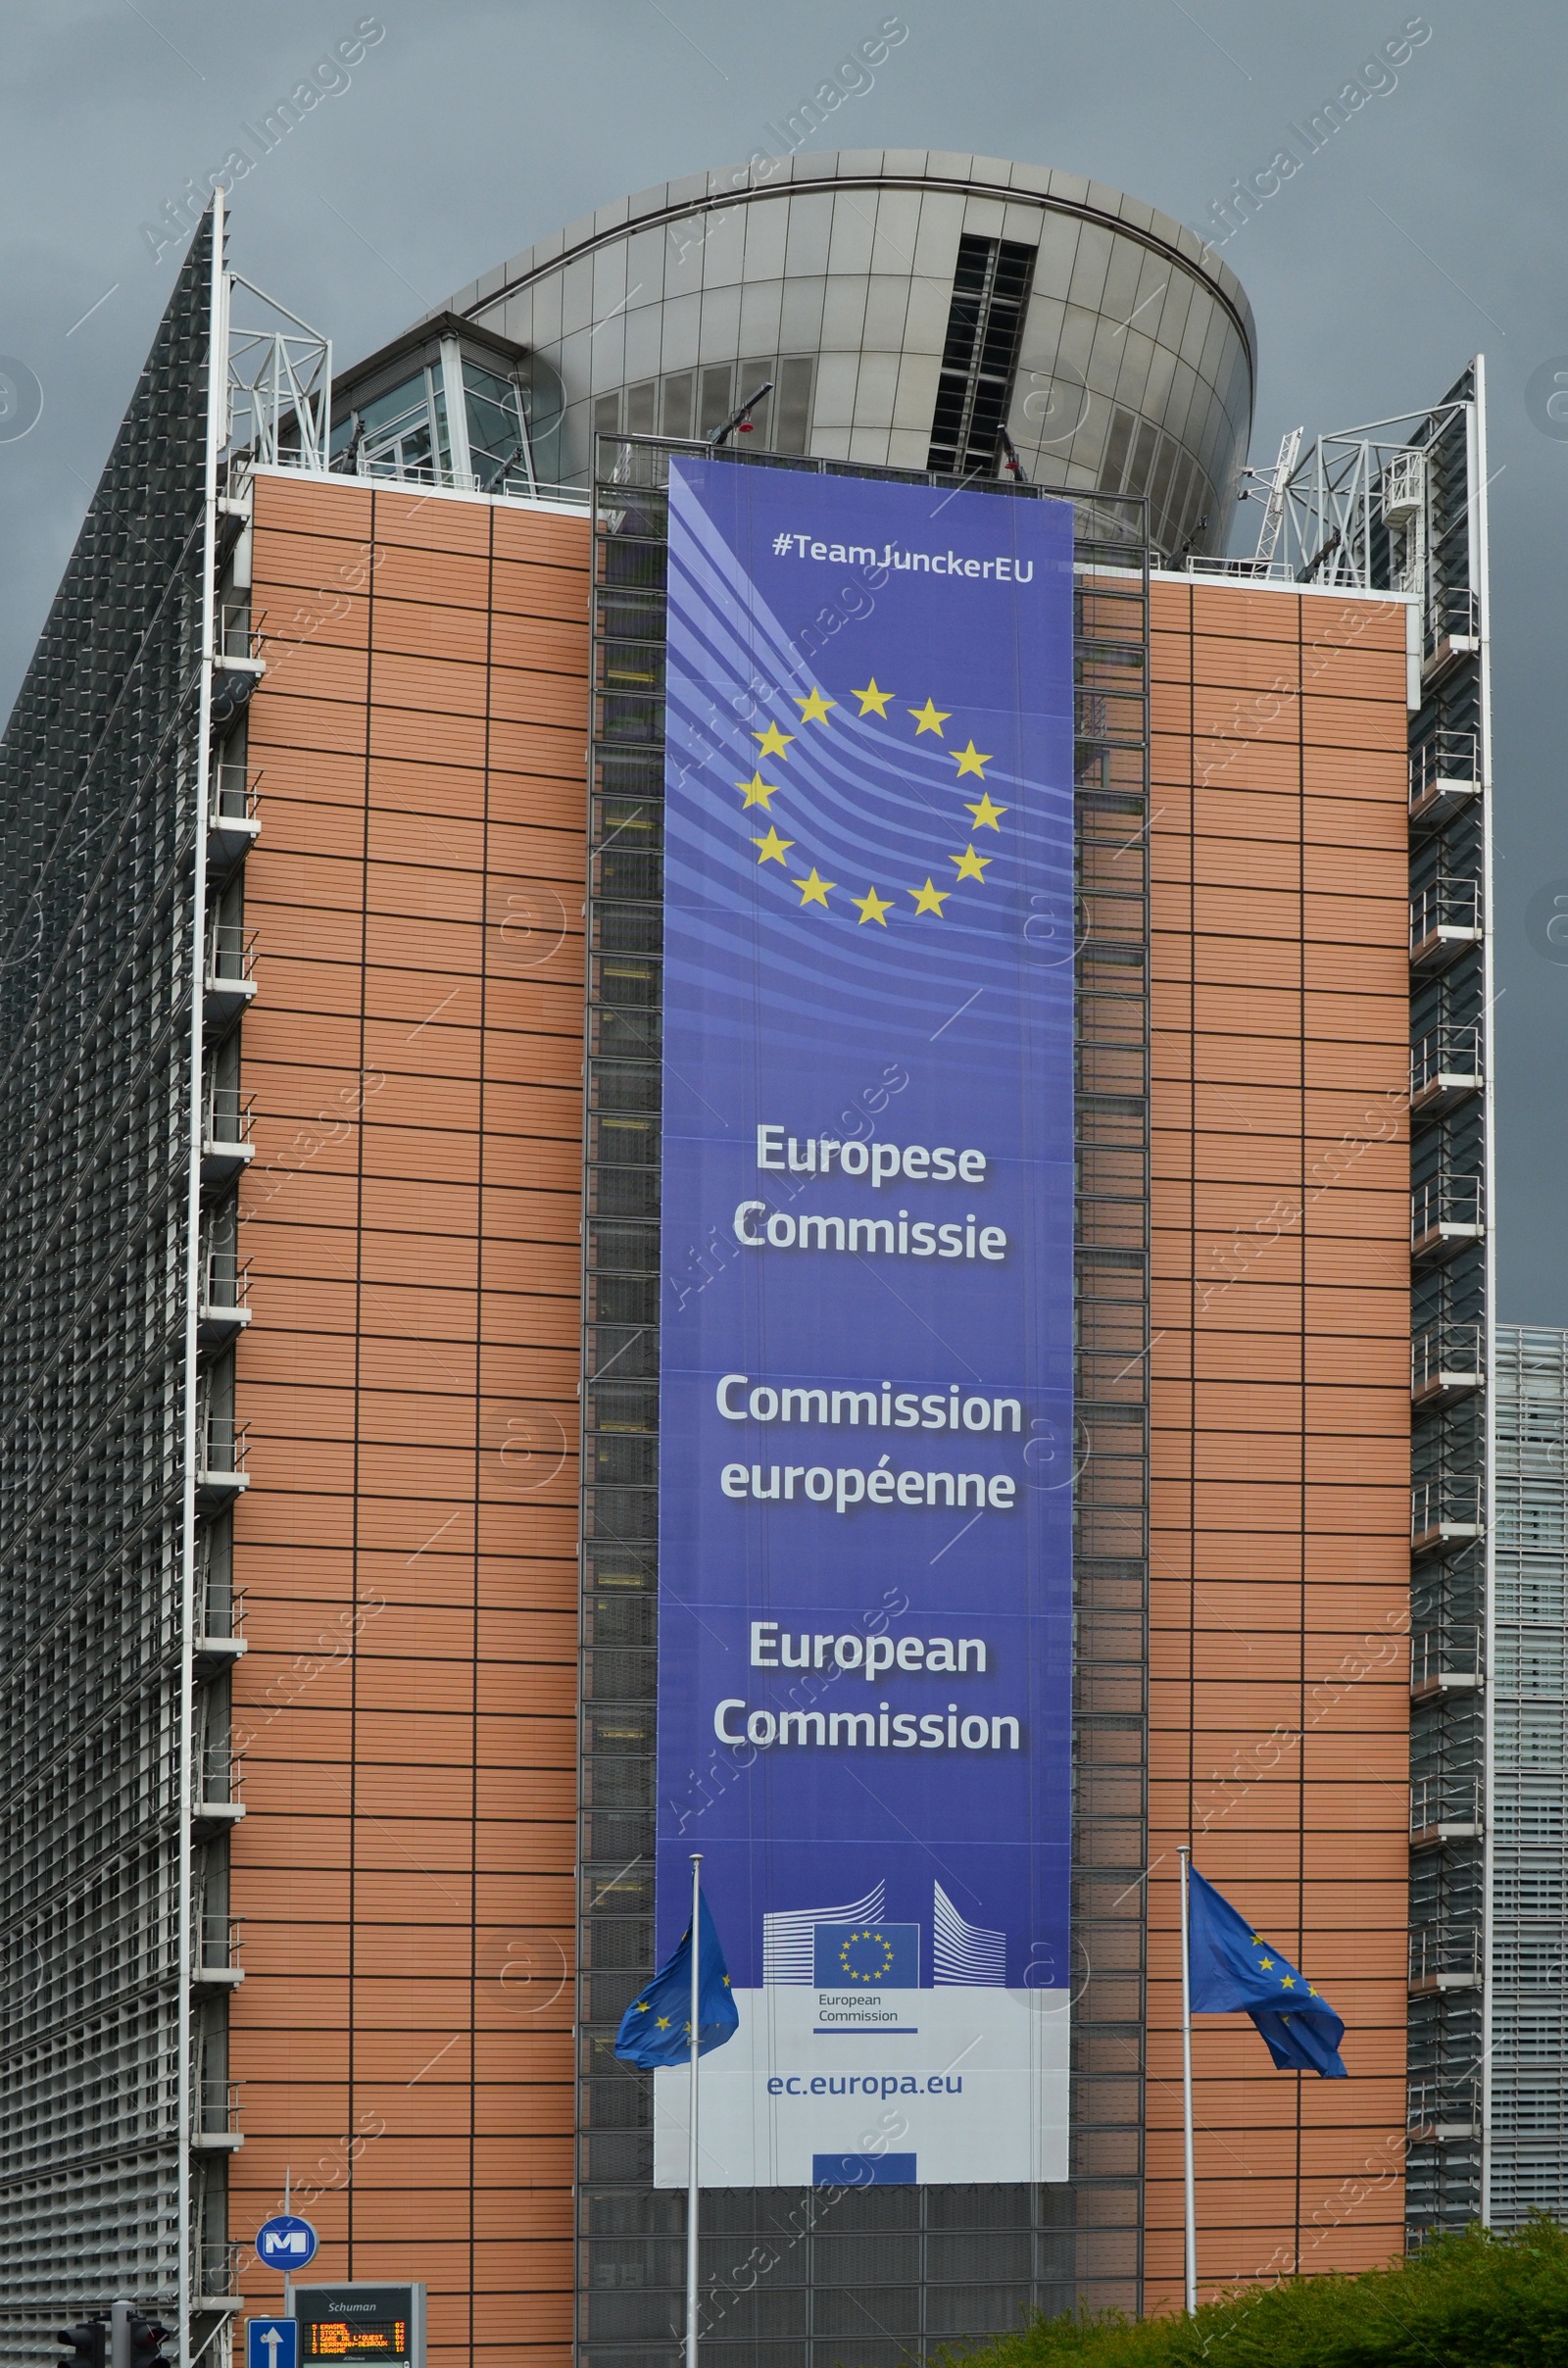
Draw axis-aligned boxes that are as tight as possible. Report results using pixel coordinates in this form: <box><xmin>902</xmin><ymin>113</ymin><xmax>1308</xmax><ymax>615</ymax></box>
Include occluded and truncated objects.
<box><xmin>1411</xmin><ymin>1171</ymin><xmax>1484</xmax><ymax>1261</ymax></box>
<box><xmin>1407</xmin><ymin>2077</ymin><xmax>1482</xmax><ymax>2143</ymax></box>
<box><xmin>216</xmin><ymin>601</ymin><xmax>263</xmax><ymax>664</ymax></box>
<box><xmin>1411</xmin><ymin>1624</ymin><xmax>1484</xmax><ymax>1696</ymax></box>
<box><xmin>1410</xmin><ymin>1773</ymin><xmax>1483</xmax><ymax>1844</ymax></box>
<box><xmin>1184</xmin><ymin>553</ymin><xmax>1295</xmax><ymax>581</ymax></box>
<box><xmin>198</xmin><ymin>1253</ymin><xmax>250</xmax><ymax>1351</ymax></box>
<box><xmin>193</xmin><ymin>2075</ymin><xmax>242</xmax><ymax>2148</ymax></box>
<box><xmin>1412</xmin><ymin>1321</ymin><xmax>1484</xmax><ymax>1406</ymax></box>
<box><xmin>204</xmin><ymin>923</ymin><xmax>258</xmax><ymax>1026</ymax></box>
<box><xmin>336</xmin><ymin>446</ymin><xmax>590</xmax><ymax>508</ymax></box>
<box><xmin>1409</xmin><ymin>727</ymin><xmax>1481</xmax><ymax>825</ymax></box>
<box><xmin>1411</xmin><ymin>1474</ymin><xmax>1484</xmax><ymax>1554</ymax></box>
<box><xmin>203</xmin><ymin>1080</ymin><xmax>253</xmax><ymax>1144</ymax></box>
<box><xmin>1410</xmin><ymin>1024</ymin><xmax>1482</xmax><ymax>1118</ymax></box>
<box><xmin>194</xmin><ymin>1541</ymin><xmax>246</xmax><ymax>1667</ymax></box>
<box><xmin>1408</xmin><ymin>1926</ymin><xmax>1484</xmax><ymax>1993</ymax></box>
<box><xmin>1409</xmin><ymin>875</ymin><xmax>1483</xmax><ymax>971</ymax></box>
<box><xmin>205</xmin><ymin>921</ymin><xmax>256</xmax><ymax>983</ymax></box>
<box><xmin>195</xmin><ymin>1414</ymin><xmax>249</xmax><ymax>1505</ymax></box>
<box><xmin>197</xmin><ymin>2237</ymin><xmax>241</xmax><ymax>2299</ymax></box>
<box><xmin>195</xmin><ymin>1911</ymin><xmax>244</xmax><ymax>1982</ymax></box>
<box><xmin>211</xmin><ymin>759</ymin><xmax>259</xmax><ymax>819</ymax></box>
<box><xmin>1379</xmin><ymin>449</ymin><xmax>1427</xmax><ymax>523</ymax></box>
<box><xmin>208</xmin><ymin>761</ymin><xmax>261</xmax><ymax>872</ymax></box>
<box><xmin>192</xmin><ymin>1746</ymin><xmax>245</xmax><ymax>1834</ymax></box>
<box><xmin>201</xmin><ymin>1744</ymin><xmax>241</xmax><ymax>1801</ymax></box>
<box><xmin>1424</xmin><ymin>584</ymin><xmax>1480</xmax><ymax>672</ymax></box>
<box><xmin>201</xmin><ymin>1084</ymin><xmax>255</xmax><ymax>1188</ymax></box>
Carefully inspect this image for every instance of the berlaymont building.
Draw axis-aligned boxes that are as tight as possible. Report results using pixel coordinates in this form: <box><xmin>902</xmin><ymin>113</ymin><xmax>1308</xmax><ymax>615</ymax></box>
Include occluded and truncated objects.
<box><xmin>0</xmin><ymin>142</ymin><xmax>1530</xmax><ymax>2368</ymax></box>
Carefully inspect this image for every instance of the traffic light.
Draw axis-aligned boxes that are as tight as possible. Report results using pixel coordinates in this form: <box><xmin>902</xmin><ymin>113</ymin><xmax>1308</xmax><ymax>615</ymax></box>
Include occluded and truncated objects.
<box><xmin>107</xmin><ymin>2305</ymin><xmax>170</xmax><ymax>2368</ymax></box>
<box><xmin>125</xmin><ymin>2321</ymin><xmax>170</xmax><ymax>2368</ymax></box>
<box><xmin>57</xmin><ymin>2322</ymin><xmax>107</xmax><ymax>2368</ymax></box>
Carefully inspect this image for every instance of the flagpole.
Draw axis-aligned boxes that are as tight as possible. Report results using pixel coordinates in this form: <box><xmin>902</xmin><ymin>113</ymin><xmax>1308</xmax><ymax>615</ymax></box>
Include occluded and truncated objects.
<box><xmin>687</xmin><ymin>1851</ymin><xmax>703</xmax><ymax>2368</ymax></box>
<box><xmin>1178</xmin><ymin>1845</ymin><xmax>1197</xmax><ymax>2314</ymax></box>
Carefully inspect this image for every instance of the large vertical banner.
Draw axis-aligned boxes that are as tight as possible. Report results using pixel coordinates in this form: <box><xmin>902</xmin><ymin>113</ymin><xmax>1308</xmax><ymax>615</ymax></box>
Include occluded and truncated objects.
<box><xmin>654</xmin><ymin>459</ymin><xmax>1074</xmax><ymax>2188</ymax></box>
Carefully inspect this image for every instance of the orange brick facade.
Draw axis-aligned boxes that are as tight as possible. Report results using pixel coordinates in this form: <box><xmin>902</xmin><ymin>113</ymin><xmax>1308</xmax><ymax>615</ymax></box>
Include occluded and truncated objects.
<box><xmin>231</xmin><ymin>476</ymin><xmax>589</xmax><ymax>2366</ymax></box>
<box><xmin>229</xmin><ymin>480</ymin><xmax>1410</xmax><ymax>2349</ymax></box>
<box><xmin>1145</xmin><ymin>582</ymin><xmax>1411</xmax><ymax>2302</ymax></box>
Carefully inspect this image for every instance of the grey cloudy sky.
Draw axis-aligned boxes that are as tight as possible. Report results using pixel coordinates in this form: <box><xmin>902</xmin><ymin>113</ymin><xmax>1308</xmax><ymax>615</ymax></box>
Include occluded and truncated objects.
<box><xmin>2</xmin><ymin>0</ymin><xmax>1560</xmax><ymax>1317</ymax></box>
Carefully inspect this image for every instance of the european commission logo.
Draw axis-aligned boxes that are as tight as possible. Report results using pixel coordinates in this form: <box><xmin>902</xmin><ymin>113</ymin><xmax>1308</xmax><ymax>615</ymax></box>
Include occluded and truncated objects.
<box><xmin>812</xmin><ymin>1921</ymin><xmax>920</xmax><ymax>1987</ymax></box>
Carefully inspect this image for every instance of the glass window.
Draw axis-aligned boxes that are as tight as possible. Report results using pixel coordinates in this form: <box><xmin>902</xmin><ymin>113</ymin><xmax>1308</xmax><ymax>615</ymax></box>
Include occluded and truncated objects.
<box><xmin>334</xmin><ymin>341</ymin><xmax>562</xmax><ymax>493</ymax></box>
<box><xmin>515</xmin><ymin>354</ymin><xmax>564</xmax><ymax>484</ymax></box>
<box><xmin>661</xmin><ymin>372</ymin><xmax>694</xmax><ymax>438</ymax></box>
<box><xmin>464</xmin><ymin>358</ymin><xmax>529</xmax><ymax>488</ymax></box>
<box><xmin>333</xmin><ymin>363</ymin><xmax>448</xmax><ymax>484</ymax></box>
<box><xmin>773</xmin><ymin>355</ymin><xmax>814</xmax><ymax>453</ymax></box>
<box><xmin>733</xmin><ymin>359</ymin><xmax>774</xmax><ymax>445</ymax></box>
<box><xmin>358</xmin><ymin>371</ymin><xmax>428</xmax><ymax>437</ymax></box>
<box><xmin>698</xmin><ymin>363</ymin><xmax>733</xmax><ymax>437</ymax></box>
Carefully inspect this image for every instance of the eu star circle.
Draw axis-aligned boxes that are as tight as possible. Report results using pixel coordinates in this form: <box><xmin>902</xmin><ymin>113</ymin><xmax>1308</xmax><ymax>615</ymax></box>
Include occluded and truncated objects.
<box><xmin>838</xmin><ymin>1928</ymin><xmax>896</xmax><ymax>1984</ymax></box>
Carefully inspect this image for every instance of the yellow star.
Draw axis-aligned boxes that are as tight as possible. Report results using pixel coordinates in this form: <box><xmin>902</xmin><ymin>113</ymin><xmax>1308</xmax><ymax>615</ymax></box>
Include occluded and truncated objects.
<box><xmin>1251</xmin><ymin>1936</ymin><xmax>1266</xmax><ymax>1947</ymax></box>
<box><xmin>1280</xmin><ymin>1976</ymin><xmax>1295</xmax><ymax>1990</ymax></box>
<box><xmin>908</xmin><ymin>696</ymin><xmax>951</xmax><ymax>736</ymax></box>
<box><xmin>753</xmin><ymin>825</ymin><xmax>795</xmax><ymax>865</ymax></box>
<box><xmin>909</xmin><ymin>878</ymin><xmax>950</xmax><ymax>917</ymax></box>
<box><xmin>950</xmin><ymin>845</ymin><xmax>991</xmax><ymax>883</ymax></box>
<box><xmin>656</xmin><ymin>2015</ymin><xmax>671</xmax><ymax>2029</ymax></box>
<box><xmin>853</xmin><ymin>886</ymin><xmax>893</xmax><ymax>927</ymax></box>
<box><xmin>1258</xmin><ymin>1957</ymin><xmax>1274</xmax><ymax>1971</ymax></box>
<box><xmin>736</xmin><ymin>771</ymin><xmax>777</xmax><ymax>810</ymax></box>
<box><xmin>852</xmin><ymin>677</ymin><xmax>894</xmax><ymax>717</ymax></box>
<box><xmin>794</xmin><ymin>867</ymin><xmax>835</xmax><ymax>909</ymax></box>
<box><xmin>1307</xmin><ymin>1986</ymin><xmax>1319</xmax><ymax>1998</ymax></box>
<box><xmin>754</xmin><ymin>720</ymin><xmax>794</xmax><ymax>759</ymax></box>
<box><xmin>722</xmin><ymin>1975</ymin><xmax>730</xmax><ymax>1987</ymax></box>
<box><xmin>793</xmin><ymin>687</ymin><xmax>835</xmax><ymax>723</ymax></box>
<box><xmin>953</xmin><ymin>739</ymin><xmax>992</xmax><ymax>778</ymax></box>
<box><xmin>635</xmin><ymin>2000</ymin><xmax>651</xmax><ymax>2013</ymax></box>
<box><xmin>965</xmin><ymin>791</ymin><xmax>1008</xmax><ymax>831</ymax></box>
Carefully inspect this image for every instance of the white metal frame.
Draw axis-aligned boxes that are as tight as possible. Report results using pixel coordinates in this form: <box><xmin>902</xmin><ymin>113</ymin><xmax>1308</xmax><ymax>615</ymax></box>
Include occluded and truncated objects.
<box><xmin>178</xmin><ymin>180</ymin><xmax>227</xmax><ymax>2367</ymax></box>
<box><xmin>1257</xmin><ymin>399</ymin><xmax>1469</xmax><ymax>600</ymax></box>
<box><xmin>224</xmin><ymin>270</ymin><xmax>332</xmax><ymax>471</ymax></box>
<box><xmin>1472</xmin><ymin>354</ymin><xmax>1497</xmax><ymax>2227</ymax></box>
<box><xmin>438</xmin><ymin>334</ymin><xmax>472</xmax><ymax>487</ymax></box>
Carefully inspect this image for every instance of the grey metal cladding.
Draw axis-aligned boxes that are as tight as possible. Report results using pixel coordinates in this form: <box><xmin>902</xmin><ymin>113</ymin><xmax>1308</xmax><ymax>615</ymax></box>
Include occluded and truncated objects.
<box><xmin>432</xmin><ymin>153</ymin><xmax>1254</xmax><ymax>555</ymax></box>
<box><xmin>0</xmin><ymin>217</ymin><xmax>215</xmax><ymax>2356</ymax></box>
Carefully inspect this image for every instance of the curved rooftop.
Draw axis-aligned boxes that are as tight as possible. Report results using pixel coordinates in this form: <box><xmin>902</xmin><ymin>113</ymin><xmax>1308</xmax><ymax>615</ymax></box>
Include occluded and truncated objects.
<box><xmin>428</xmin><ymin>150</ymin><xmax>1255</xmax><ymax>558</ymax></box>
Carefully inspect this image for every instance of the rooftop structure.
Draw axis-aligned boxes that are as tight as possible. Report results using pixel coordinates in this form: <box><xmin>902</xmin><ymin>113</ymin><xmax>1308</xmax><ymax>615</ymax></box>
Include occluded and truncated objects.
<box><xmin>412</xmin><ymin>151</ymin><xmax>1254</xmax><ymax>560</ymax></box>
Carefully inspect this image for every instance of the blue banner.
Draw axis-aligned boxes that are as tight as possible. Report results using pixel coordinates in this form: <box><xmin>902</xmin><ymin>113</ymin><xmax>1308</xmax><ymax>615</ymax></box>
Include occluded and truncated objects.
<box><xmin>653</xmin><ymin>457</ymin><xmax>1074</xmax><ymax>2186</ymax></box>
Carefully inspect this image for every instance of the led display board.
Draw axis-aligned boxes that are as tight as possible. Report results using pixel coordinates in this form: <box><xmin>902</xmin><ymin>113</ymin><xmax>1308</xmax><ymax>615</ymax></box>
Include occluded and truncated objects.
<box><xmin>653</xmin><ymin>457</ymin><xmax>1075</xmax><ymax>2187</ymax></box>
<box><xmin>289</xmin><ymin>2287</ymin><xmax>424</xmax><ymax>2368</ymax></box>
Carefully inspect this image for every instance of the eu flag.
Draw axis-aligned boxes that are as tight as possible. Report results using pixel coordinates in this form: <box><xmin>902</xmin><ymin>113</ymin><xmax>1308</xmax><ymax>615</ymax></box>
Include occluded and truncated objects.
<box><xmin>1188</xmin><ymin>1866</ymin><xmax>1347</xmax><ymax>2078</ymax></box>
<box><xmin>614</xmin><ymin>1893</ymin><xmax>740</xmax><ymax>2068</ymax></box>
<box><xmin>813</xmin><ymin>1922</ymin><xmax>920</xmax><ymax>1987</ymax></box>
